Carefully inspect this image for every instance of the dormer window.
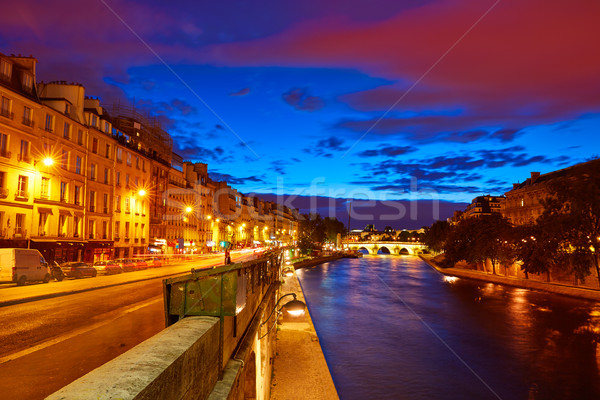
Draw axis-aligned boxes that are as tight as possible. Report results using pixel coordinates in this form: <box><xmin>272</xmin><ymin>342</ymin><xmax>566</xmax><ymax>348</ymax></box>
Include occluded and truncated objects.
<box><xmin>90</xmin><ymin>114</ymin><xmax>98</xmax><ymax>128</ymax></box>
<box><xmin>65</xmin><ymin>103</ymin><xmax>71</xmax><ymax>114</ymax></box>
<box><xmin>0</xmin><ymin>59</ymin><xmax>11</xmax><ymax>81</ymax></box>
<box><xmin>21</xmin><ymin>72</ymin><xmax>33</xmax><ymax>91</ymax></box>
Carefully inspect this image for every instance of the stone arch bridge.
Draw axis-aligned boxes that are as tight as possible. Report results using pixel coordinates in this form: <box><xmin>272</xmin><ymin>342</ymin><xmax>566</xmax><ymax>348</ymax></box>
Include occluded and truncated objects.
<box><xmin>344</xmin><ymin>241</ymin><xmax>427</xmax><ymax>255</ymax></box>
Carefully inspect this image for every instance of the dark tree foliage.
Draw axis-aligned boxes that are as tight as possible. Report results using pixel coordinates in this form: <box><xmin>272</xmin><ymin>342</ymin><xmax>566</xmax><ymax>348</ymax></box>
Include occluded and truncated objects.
<box><xmin>442</xmin><ymin>214</ymin><xmax>514</xmax><ymax>274</ymax></box>
<box><xmin>422</xmin><ymin>220</ymin><xmax>451</xmax><ymax>253</ymax></box>
<box><xmin>297</xmin><ymin>214</ymin><xmax>346</xmax><ymax>255</ymax></box>
<box><xmin>522</xmin><ymin>167</ymin><xmax>600</xmax><ymax>285</ymax></box>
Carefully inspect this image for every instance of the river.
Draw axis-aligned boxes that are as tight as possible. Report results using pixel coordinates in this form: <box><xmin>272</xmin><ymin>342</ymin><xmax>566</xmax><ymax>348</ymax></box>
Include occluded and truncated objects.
<box><xmin>295</xmin><ymin>255</ymin><xmax>600</xmax><ymax>400</ymax></box>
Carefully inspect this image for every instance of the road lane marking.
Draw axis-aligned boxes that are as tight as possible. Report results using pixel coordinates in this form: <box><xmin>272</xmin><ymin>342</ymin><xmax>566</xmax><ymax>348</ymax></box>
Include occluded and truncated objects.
<box><xmin>0</xmin><ymin>297</ymin><xmax>163</xmax><ymax>365</ymax></box>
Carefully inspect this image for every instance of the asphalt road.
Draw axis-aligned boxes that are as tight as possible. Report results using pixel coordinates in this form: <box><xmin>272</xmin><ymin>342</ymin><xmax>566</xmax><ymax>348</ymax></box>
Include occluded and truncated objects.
<box><xmin>0</xmin><ymin>250</ymin><xmax>260</xmax><ymax>400</ymax></box>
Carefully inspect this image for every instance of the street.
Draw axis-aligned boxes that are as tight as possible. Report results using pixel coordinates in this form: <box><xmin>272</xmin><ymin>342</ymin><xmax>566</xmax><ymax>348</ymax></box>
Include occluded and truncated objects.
<box><xmin>0</xmin><ymin>250</ymin><xmax>260</xmax><ymax>400</ymax></box>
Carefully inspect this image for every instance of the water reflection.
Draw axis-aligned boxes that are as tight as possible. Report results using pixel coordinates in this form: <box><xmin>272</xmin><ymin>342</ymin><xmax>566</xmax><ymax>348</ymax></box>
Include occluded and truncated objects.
<box><xmin>297</xmin><ymin>256</ymin><xmax>600</xmax><ymax>400</ymax></box>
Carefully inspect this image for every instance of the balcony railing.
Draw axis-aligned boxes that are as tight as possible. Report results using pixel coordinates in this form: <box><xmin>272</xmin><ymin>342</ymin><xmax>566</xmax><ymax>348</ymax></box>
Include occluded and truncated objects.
<box><xmin>17</xmin><ymin>153</ymin><xmax>32</xmax><ymax>163</ymax></box>
<box><xmin>15</xmin><ymin>190</ymin><xmax>29</xmax><ymax>200</ymax></box>
<box><xmin>0</xmin><ymin>109</ymin><xmax>14</xmax><ymax>119</ymax></box>
<box><xmin>89</xmin><ymin>205</ymin><xmax>96</xmax><ymax>212</ymax></box>
<box><xmin>0</xmin><ymin>187</ymin><xmax>8</xmax><ymax>198</ymax></box>
<box><xmin>103</xmin><ymin>207</ymin><xmax>109</xmax><ymax>214</ymax></box>
<box><xmin>14</xmin><ymin>229</ymin><xmax>27</xmax><ymax>237</ymax></box>
<box><xmin>89</xmin><ymin>233</ymin><xmax>95</xmax><ymax>239</ymax></box>
<box><xmin>0</xmin><ymin>149</ymin><xmax>10</xmax><ymax>159</ymax></box>
<box><xmin>22</xmin><ymin>117</ymin><xmax>34</xmax><ymax>127</ymax></box>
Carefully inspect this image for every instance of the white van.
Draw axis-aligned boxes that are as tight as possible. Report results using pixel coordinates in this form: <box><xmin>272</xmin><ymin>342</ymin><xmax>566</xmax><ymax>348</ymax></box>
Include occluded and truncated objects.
<box><xmin>0</xmin><ymin>248</ymin><xmax>51</xmax><ymax>285</ymax></box>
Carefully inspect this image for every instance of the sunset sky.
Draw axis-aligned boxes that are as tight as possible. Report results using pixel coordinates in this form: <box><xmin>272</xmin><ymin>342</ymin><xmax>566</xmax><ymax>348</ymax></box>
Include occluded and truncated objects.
<box><xmin>3</xmin><ymin>0</ymin><xmax>599</xmax><ymax>208</ymax></box>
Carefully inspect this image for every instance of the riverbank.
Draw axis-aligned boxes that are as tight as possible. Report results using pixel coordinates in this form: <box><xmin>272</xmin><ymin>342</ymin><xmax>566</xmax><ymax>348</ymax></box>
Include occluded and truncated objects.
<box><xmin>292</xmin><ymin>254</ymin><xmax>345</xmax><ymax>269</ymax></box>
<box><xmin>420</xmin><ymin>254</ymin><xmax>600</xmax><ymax>302</ymax></box>
<box><xmin>270</xmin><ymin>259</ymin><xmax>339</xmax><ymax>400</ymax></box>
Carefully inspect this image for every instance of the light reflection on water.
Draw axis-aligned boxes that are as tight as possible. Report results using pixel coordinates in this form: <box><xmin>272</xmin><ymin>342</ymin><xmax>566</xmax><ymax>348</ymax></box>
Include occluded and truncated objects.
<box><xmin>296</xmin><ymin>256</ymin><xmax>600</xmax><ymax>400</ymax></box>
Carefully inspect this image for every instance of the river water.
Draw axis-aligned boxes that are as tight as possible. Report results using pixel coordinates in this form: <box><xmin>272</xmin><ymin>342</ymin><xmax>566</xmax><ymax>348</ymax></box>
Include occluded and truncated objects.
<box><xmin>295</xmin><ymin>256</ymin><xmax>600</xmax><ymax>400</ymax></box>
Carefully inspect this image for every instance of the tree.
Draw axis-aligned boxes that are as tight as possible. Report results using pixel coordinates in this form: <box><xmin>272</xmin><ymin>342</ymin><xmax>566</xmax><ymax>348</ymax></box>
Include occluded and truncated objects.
<box><xmin>442</xmin><ymin>214</ymin><xmax>514</xmax><ymax>274</ymax></box>
<box><xmin>297</xmin><ymin>214</ymin><xmax>346</xmax><ymax>255</ymax></box>
<box><xmin>525</xmin><ymin>167</ymin><xmax>600</xmax><ymax>285</ymax></box>
<box><xmin>422</xmin><ymin>220</ymin><xmax>451</xmax><ymax>253</ymax></box>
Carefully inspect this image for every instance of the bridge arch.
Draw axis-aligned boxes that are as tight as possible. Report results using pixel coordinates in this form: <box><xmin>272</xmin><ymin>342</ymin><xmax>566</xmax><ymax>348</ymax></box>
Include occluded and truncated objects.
<box><xmin>377</xmin><ymin>246</ymin><xmax>391</xmax><ymax>255</ymax></box>
<box><xmin>357</xmin><ymin>247</ymin><xmax>370</xmax><ymax>255</ymax></box>
<box><xmin>399</xmin><ymin>248</ymin><xmax>410</xmax><ymax>255</ymax></box>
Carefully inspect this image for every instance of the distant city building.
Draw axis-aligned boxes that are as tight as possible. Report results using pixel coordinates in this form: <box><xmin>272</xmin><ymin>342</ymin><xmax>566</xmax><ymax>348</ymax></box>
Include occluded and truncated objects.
<box><xmin>463</xmin><ymin>195</ymin><xmax>505</xmax><ymax>219</ymax></box>
<box><xmin>503</xmin><ymin>158</ymin><xmax>600</xmax><ymax>225</ymax></box>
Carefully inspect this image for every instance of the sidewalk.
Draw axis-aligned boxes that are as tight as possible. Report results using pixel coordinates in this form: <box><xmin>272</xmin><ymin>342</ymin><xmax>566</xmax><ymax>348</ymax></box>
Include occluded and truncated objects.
<box><xmin>270</xmin><ymin>269</ymin><xmax>339</xmax><ymax>400</ymax></box>
<box><xmin>420</xmin><ymin>255</ymin><xmax>600</xmax><ymax>302</ymax></box>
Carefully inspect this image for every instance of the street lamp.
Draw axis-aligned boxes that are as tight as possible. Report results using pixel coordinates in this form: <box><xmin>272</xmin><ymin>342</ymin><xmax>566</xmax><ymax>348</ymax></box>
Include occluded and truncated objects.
<box><xmin>259</xmin><ymin>293</ymin><xmax>306</xmax><ymax>339</ymax></box>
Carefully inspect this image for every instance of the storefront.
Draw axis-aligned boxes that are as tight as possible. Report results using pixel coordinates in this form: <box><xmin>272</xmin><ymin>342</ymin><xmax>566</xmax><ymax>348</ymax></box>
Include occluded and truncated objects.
<box><xmin>30</xmin><ymin>239</ymin><xmax>85</xmax><ymax>263</ymax></box>
<box><xmin>83</xmin><ymin>240</ymin><xmax>114</xmax><ymax>263</ymax></box>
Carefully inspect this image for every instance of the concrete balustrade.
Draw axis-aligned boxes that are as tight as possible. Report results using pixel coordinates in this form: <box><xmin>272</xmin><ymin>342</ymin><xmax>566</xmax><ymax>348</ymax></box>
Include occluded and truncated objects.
<box><xmin>46</xmin><ymin>316</ymin><xmax>220</xmax><ymax>400</ymax></box>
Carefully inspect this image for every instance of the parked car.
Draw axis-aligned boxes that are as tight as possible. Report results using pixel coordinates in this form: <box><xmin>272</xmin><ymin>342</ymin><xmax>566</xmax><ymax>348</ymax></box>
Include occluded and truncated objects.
<box><xmin>114</xmin><ymin>259</ymin><xmax>137</xmax><ymax>272</ymax></box>
<box><xmin>60</xmin><ymin>262</ymin><xmax>97</xmax><ymax>278</ymax></box>
<box><xmin>132</xmin><ymin>259</ymin><xmax>148</xmax><ymax>270</ymax></box>
<box><xmin>93</xmin><ymin>260</ymin><xmax>123</xmax><ymax>275</ymax></box>
<box><xmin>147</xmin><ymin>257</ymin><xmax>163</xmax><ymax>268</ymax></box>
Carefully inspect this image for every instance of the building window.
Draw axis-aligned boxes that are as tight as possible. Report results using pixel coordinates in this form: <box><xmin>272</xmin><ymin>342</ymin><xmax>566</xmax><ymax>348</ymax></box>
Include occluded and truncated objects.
<box><xmin>116</xmin><ymin>147</ymin><xmax>122</xmax><ymax>162</ymax></box>
<box><xmin>61</xmin><ymin>150</ymin><xmax>68</xmax><ymax>170</ymax></box>
<box><xmin>77</xmin><ymin>129</ymin><xmax>84</xmax><ymax>145</ymax></box>
<box><xmin>135</xmin><ymin>156</ymin><xmax>140</xmax><ymax>169</ymax></box>
<box><xmin>0</xmin><ymin>171</ymin><xmax>6</xmax><ymax>197</ymax></box>
<box><xmin>15</xmin><ymin>213</ymin><xmax>25</xmax><ymax>235</ymax></box>
<box><xmin>23</xmin><ymin>106</ymin><xmax>33</xmax><ymax>126</ymax></box>
<box><xmin>125</xmin><ymin>198</ymin><xmax>130</xmax><ymax>213</ymax></box>
<box><xmin>17</xmin><ymin>175</ymin><xmax>28</xmax><ymax>199</ymax></box>
<box><xmin>115</xmin><ymin>195</ymin><xmax>121</xmax><ymax>212</ymax></box>
<box><xmin>125</xmin><ymin>222</ymin><xmax>130</xmax><ymax>239</ymax></box>
<box><xmin>38</xmin><ymin>213</ymin><xmax>48</xmax><ymax>236</ymax></box>
<box><xmin>60</xmin><ymin>181</ymin><xmax>67</xmax><ymax>202</ymax></box>
<box><xmin>89</xmin><ymin>191</ymin><xmax>96</xmax><ymax>212</ymax></box>
<box><xmin>90</xmin><ymin>163</ymin><xmax>96</xmax><ymax>180</ymax></box>
<box><xmin>0</xmin><ymin>59</ymin><xmax>12</xmax><ymax>80</ymax></box>
<box><xmin>125</xmin><ymin>174</ymin><xmax>130</xmax><ymax>188</ymax></box>
<box><xmin>63</xmin><ymin>122</ymin><xmax>71</xmax><ymax>139</ymax></box>
<box><xmin>90</xmin><ymin>114</ymin><xmax>98</xmax><ymax>127</ymax></box>
<box><xmin>74</xmin><ymin>185</ymin><xmax>81</xmax><ymax>205</ymax></box>
<box><xmin>41</xmin><ymin>177</ymin><xmax>50</xmax><ymax>199</ymax></box>
<box><xmin>75</xmin><ymin>156</ymin><xmax>82</xmax><ymax>174</ymax></box>
<box><xmin>73</xmin><ymin>216</ymin><xmax>80</xmax><ymax>237</ymax></box>
<box><xmin>103</xmin><ymin>193</ymin><xmax>109</xmax><ymax>214</ymax></box>
<box><xmin>22</xmin><ymin>72</ymin><xmax>33</xmax><ymax>91</ymax></box>
<box><xmin>1</xmin><ymin>96</ymin><xmax>12</xmax><ymax>119</ymax></box>
<box><xmin>115</xmin><ymin>221</ymin><xmax>120</xmax><ymax>238</ymax></box>
<box><xmin>88</xmin><ymin>220</ymin><xmax>95</xmax><ymax>239</ymax></box>
<box><xmin>104</xmin><ymin>168</ymin><xmax>109</xmax><ymax>184</ymax></box>
<box><xmin>45</xmin><ymin>114</ymin><xmax>54</xmax><ymax>132</ymax></box>
<box><xmin>105</xmin><ymin>144</ymin><xmax>111</xmax><ymax>158</ymax></box>
<box><xmin>92</xmin><ymin>138</ymin><xmax>98</xmax><ymax>154</ymax></box>
<box><xmin>116</xmin><ymin>171</ymin><xmax>121</xmax><ymax>186</ymax></box>
<box><xmin>126</xmin><ymin>152</ymin><xmax>131</xmax><ymax>166</ymax></box>
<box><xmin>65</xmin><ymin>103</ymin><xmax>70</xmax><ymax>115</ymax></box>
<box><xmin>19</xmin><ymin>140</ymin><xmax>30</xmax><ymax>163</ymax></box>
<box><xmin>0</xmin><ymin>133</ymin><xmax>8</xmax><ymax>158</ymax></box>
<box><xmin>104</xmin><ymin>121</ymin><xmax>110</xmax><ymax>133</ymax></box>
<box><xmin>102</xmin><ymin>221</ymin><xmax>108</xmax><ymax>239</ymax></box>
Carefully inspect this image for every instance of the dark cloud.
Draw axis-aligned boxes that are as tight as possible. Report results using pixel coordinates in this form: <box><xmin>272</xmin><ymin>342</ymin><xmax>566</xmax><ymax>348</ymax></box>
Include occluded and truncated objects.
<box><xmin>302</xmin><ymin>136</ymin><xmax>348</xmax><ymax>158</ymax></box>
<box><xmin>209</xmin><ymin>172</ymin><xmax>266</xmax><ymax>185</ymax></box>
<box><xmin>175</xmin><ymin>144</ymin><xmax>232</xmax><ymax>162</ymax></box>
<box><xmin>282</xmin><ymin>88</ymin><xmax>325</xmax><ymax>112</ymax></box>
<box><xmin>230</xmin><ymin>87</ymin><xmax>250</xmax><ymax>96</ymax></box>
<box><xmin>357</xmin><ymin>145</ymin><xmax>417</xmax><ymax>158</ymax></box>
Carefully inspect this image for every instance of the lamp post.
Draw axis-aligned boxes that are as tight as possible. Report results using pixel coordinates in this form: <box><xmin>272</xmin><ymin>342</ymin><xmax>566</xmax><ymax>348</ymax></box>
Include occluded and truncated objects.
<box><xmin>259</xmin><ymin>293</ymin><xmax>306</xmax><ymax>340</ymax></box>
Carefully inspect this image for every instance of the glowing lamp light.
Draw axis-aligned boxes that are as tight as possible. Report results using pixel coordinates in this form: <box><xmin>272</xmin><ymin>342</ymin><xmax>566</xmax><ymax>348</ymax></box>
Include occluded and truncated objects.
<box><xmin>443</xmin><ymin>276</ymin><xmax>459</xmax><ymax>283</ymax></box>
<box><xmin>185</xmin><ymin>206</ymin><xmax>192</xmax><ymax>213</ymax></box>
<box><xmin>43</xmin><ymin>157</ymin><xmax>54</xmax><ymax>166</ymax></box>
<box><xmin>283</xmin><ymin>299</ymin><xmax>306</xmax><ymax>317</ymax></box>
<box><xmin>138</xmin><ymin>189</ymin><xmax>147</xmax><ymax>196</ymax></box>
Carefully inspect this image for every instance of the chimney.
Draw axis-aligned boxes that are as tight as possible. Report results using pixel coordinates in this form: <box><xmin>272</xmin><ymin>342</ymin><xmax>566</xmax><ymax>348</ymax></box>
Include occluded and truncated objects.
<box><xmin>530</xmin><ymin>172</ymin><xmax>540</xmax><ymax>183</ymax></box>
